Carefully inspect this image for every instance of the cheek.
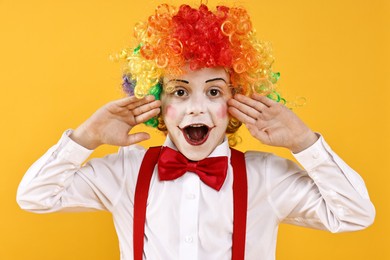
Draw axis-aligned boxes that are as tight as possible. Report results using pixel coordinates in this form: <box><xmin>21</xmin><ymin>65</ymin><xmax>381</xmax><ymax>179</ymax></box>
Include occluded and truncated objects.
<box><xmin>164</xmin><ymin>104</ymin><xmax>177</xmax><ymax>119</ymax></box>
<box><xmin>216</xmin><ymin>103</ymin><xmax>228</xmax><ymax>119</ymax></box>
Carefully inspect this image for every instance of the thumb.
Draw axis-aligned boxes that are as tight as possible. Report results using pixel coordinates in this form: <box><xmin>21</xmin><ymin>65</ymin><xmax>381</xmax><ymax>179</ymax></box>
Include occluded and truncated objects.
<box><xmin>246</xmin><ymin>124</ymin><xmax>269</xmax><ymax>144</ymax></box>
<box><xmin>124</xmin><ymin>132</ymin><xmax>151</xmax><ymax>146</ymax></box>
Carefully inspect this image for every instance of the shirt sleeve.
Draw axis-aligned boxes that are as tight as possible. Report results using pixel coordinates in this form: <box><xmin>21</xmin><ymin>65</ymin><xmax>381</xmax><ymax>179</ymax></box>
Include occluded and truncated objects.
<box><xmin>264</xmin><ymin>135</ymin><xmax>375</xmax><ymax>232</ymax></box>
<box><xmin>16</xmin><ymin>130</ymin><xmax>145</xmax><ymax>213</ymax></box>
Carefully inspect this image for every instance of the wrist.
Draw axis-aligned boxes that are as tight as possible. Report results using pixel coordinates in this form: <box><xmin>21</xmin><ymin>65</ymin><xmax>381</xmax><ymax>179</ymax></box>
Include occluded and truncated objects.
<box><xmin>290</xmin><ymin>131</ymin><xmax>318</xmax><ymax>154</ymax></box>
<box><xmin>70</xmin><ymin>125</ymin><xmax>101</xmax><ymax>150</ymax></box>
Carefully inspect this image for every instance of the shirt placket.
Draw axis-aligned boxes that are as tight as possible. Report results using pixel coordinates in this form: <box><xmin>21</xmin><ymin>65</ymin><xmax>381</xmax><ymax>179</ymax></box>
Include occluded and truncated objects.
<box><xmin>179</xmin><ymin>172</ymin><xmax>200</xmax><ymax>260</ymax></box>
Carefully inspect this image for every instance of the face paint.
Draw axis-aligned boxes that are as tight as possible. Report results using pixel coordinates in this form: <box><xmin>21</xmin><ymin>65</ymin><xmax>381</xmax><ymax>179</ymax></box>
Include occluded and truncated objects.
<box><xmin>164</xmin><ymin>104</ymin><xmax>177</xmax><ymax>119</ymax></box>
<box><xmin>161</xmin><ymin>66</ymin><xmax>231</xmax><ymax>161</ymax></box>
<box><xmin>217</xmin><ymin>105</ymin><xmax>228</xmax><ymax>119</ymax></box>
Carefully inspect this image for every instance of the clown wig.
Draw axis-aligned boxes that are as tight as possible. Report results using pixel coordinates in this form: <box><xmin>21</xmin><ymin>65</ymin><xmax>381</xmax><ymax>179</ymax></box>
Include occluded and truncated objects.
<box><xmin>119</xmin><ymin>3</ymin><xmax>284</xmax><ymax>142</ymax></box>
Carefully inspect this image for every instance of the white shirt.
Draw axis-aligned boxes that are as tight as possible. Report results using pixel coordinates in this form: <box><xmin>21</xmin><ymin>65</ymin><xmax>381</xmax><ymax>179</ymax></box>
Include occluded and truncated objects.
<box><xmin>17</xmin><ymin>130</ymin><xmax>375</xmax><ymax>260</ymax></box>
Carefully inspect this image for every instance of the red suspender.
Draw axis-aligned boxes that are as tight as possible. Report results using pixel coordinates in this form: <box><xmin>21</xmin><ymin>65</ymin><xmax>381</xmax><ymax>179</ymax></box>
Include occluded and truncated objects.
<box><xmin>133</xmin><ymin>147</ymin><xmax>248</xmax><ymax>260</ymax></box>
<box><xmin>230</xmin><ymin>148</ymin><xmax>248</xmax><ymax>260</ymax></box>
<box><xmin>133</xmin><ymin>147</ymin><xmax>161</xmax><ymax>260</ymax></box>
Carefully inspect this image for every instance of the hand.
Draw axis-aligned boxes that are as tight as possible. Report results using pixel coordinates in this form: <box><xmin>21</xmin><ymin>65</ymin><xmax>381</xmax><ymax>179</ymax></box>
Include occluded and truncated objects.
<box><xmin>70</xmin><ymin>95</ymin><xmax>161</xmax><ymax>149</ymax></box>
<box><xmin>228</xmin><ymin>94</ymin><xmax>318</xmax><ymax>153</ymax></box>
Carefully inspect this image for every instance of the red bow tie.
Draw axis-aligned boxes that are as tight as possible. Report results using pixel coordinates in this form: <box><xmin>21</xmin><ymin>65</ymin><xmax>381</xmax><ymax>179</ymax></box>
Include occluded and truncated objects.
<box><xmin>157</xmin><ymin>146</ymin><xmax>228</xmax><ymax>191</ymax></box>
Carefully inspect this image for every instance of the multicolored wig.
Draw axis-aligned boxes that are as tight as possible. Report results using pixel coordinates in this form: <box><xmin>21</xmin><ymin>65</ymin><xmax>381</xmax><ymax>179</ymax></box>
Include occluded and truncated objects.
<box><xmin>119</xmin><ymin>3</ymin><xmax>284</xmax><ymax>142</ymax></box>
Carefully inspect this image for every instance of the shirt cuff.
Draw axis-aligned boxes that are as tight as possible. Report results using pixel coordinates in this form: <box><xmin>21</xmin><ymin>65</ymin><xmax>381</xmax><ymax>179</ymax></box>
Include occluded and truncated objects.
<box><xmin>292</xmin><ymin>134</ymin><xmax>332</xmax><ymax>171</ymax></box>
<box><xmin>56</xmin><ymin>129</ymin><xmax>94</xmax><ymax>165</ymax></box>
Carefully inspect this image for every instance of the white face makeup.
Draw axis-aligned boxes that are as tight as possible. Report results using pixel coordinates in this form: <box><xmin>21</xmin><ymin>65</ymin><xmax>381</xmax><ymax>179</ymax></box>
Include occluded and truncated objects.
<box><xmin>161</xmin><ymin>67</ymin><xmax>232</xmax><ymax>161</ymax></box>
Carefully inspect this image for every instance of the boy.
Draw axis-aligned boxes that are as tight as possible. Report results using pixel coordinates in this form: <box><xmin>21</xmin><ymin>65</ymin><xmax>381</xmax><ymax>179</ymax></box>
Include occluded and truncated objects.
<box><xmin>17</xmin><ymin>3</ymin><xmax>375</xmax><ymax>260</ymax></box>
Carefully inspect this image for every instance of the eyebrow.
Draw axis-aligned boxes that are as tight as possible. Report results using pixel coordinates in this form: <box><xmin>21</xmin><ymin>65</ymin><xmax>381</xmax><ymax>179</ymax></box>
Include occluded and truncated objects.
<box><xmin>205</xmin><ymin>78</ymin><xmax>227</xmax><ymax>83</ymax></box>
<box><xmin>167</xmin><ymin>79</ymin><xmax>189</xmax><ymax>84</ymax></box>
<box><xmin>166</xmin><ymin>77</ymin><xmax>227</xmax><ymax>84</ymax></box>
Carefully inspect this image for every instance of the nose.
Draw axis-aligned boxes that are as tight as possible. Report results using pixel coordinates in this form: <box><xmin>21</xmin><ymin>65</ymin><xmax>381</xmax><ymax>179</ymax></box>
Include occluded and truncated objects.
<box><xmin>186</xmin><ymin>93</ymin><xmax>206</xmax><ymax>115</ymax></box>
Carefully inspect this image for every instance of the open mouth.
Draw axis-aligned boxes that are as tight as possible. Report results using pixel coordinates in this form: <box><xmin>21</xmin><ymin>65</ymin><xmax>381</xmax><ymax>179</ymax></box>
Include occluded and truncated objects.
<box><xmin>180</xmin><ymin>124</ymin><xmax>212</xmax><ymax>145</ymax></box>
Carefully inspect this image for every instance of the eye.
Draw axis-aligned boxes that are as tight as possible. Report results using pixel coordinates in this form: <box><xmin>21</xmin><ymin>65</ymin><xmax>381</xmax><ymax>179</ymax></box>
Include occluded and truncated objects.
<box><xmin>174</xmin><ymin>88</ymin><xmax>188</xmax><ymax>97</ymax></box>
<box><xmin>207</xmin><ymin>88</ymin><xmax>222</xmax><ymax>97</ymax></box>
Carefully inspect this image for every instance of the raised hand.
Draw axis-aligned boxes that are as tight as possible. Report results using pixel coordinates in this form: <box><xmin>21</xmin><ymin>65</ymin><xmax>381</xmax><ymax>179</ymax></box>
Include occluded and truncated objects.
<box><xmin>70</xmin><ymin>95</ymin><xmax>161</xmax><ymax>149</ymax></box>
<box><xmin>228</xmin><ymin>94</ymin><xmax>318</xmax><ymax>153</ymax></box>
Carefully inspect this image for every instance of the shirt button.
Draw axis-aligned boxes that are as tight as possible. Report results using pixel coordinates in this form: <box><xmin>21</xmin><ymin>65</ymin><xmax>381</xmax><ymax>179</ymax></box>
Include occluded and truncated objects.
<box><xmin>184</xmin><ymin>236</ymin><xmax>193</xmax><ymax>243</ymax></box>
<box><xmin>186</xmin><ymin>193</ymin><xmax>196</xmax><ymax>200</ymax></box>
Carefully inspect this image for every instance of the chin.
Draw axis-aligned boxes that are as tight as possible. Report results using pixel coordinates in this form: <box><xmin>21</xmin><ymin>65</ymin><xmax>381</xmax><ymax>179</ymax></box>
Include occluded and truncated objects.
<box><xmin>175</xmin><ymin>136</ymin><xmax>224</xmax><ymax>161</ymax></box>
<box><xmin>180</xmin><ymin>146</ymin><xmax>214</xmax><ymax>161</ymax></box>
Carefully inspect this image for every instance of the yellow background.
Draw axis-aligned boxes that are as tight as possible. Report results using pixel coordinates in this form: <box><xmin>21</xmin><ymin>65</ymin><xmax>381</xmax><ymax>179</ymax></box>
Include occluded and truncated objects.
<box><xmin>1</xmin><ymin>0</ymin><xmax>388</xmax><ymax>259</ymax></box>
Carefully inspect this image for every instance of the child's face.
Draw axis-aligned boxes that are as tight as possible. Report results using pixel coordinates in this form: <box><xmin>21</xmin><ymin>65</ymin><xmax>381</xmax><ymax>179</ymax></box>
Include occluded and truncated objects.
<box><xmin>161</xmin><ymin>67</ymin><xmax>231</xmax><ymax>161</ymax></box>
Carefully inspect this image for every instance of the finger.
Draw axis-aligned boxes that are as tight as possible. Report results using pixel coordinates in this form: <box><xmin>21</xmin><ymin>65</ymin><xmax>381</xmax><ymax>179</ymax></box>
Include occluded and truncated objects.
<box><xmin>126</xmin><ymin>95</ymin><xmax>156</xmax><ymax>110</ymax></box>
<box><xmin>251</xmin><ymin>93</ymin><xmax>277</xmax><ymax>107</ymax></box>
<box><xmin>228</xmin><ymin>106</ymin><xmax>257</xmax><ymax>125</ymax></box>
<box><xmin>111</xmin><ymin>95</ymin><xmax>154</xmax><ymax>111</ymax></box>
<box><xmin>115</xmin><ymin>96</ymin><xmax>139</xmax><ymax>107</ymax></box>
<box><xmin>134</xmin><ymin>107</ymin><xmax>161</xmax><ymax>124</ymax></box>
<box><xmin>233</xmin><ymin>94</ymin><xmax>269</xmax><ymax>112</ymax></box>
<box><xmin>106</xmin><ymin>97</ymin><xmax>138</xmax><ymax>114</ymax></box>
<box><xmin>228</xmin><ymin>97</ymin><xmax>264</xmax><ymax>120</ymax></box>
<box><xmin>131</xmin><ymin>100</ymin><xmax>161</xmax><ymax>117</ymax></box>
